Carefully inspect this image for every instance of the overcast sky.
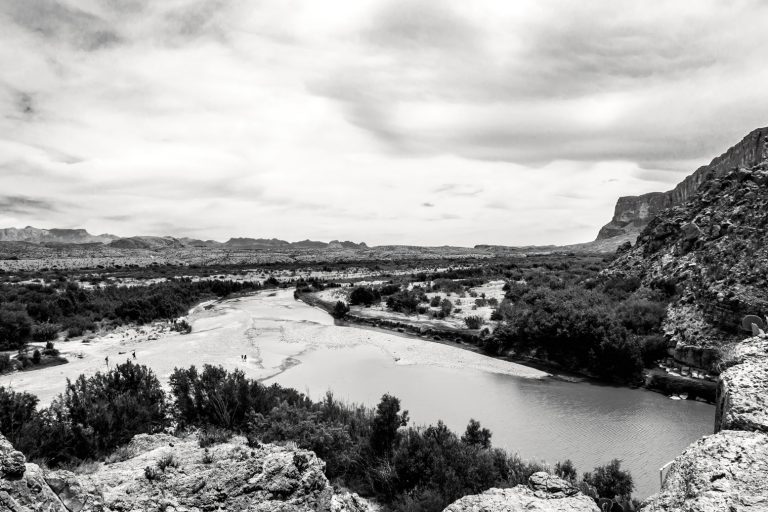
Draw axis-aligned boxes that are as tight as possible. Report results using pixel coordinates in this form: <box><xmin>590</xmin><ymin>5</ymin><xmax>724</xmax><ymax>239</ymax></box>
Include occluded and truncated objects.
<box><xmin>1</xmin><ymin>0</ymin><xmax>767</xmax><ymax>246</ymax></box>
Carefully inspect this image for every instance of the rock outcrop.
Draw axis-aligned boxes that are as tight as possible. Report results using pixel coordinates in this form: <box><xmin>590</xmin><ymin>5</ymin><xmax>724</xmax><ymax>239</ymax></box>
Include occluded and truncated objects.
<box><xmin>0</xmin><ymin>431</ymin><xmax>374</xmax><ymax>512</ymax></box>
<box><xmin>640</xmin><ymin>430</ymin><xmax>768</xmax><ymax>511</ymax></box>
<box><xmin>640</xmin><ymin>335</ymin><xmax>768</xmax><ymax>511</ymax></box>
<box><xmin>443</xmin><ymin>472</ymin><xmax>599</xmax><ymax>512</ymax></box>
<box><xmin>715</xmin><ymin>336</ymin><xmax>768</xmax><ymax>434</ymax></box>
<box><xmin>597</xmin><ymin>127</ymin><xmax>768</xmax><ymax>241</ymax></box>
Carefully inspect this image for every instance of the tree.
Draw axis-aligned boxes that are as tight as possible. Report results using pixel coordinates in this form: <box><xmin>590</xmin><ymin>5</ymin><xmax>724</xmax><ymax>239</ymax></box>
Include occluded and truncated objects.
<box><xmin>0</xmin><ymin>309</ymin><xmax>33</xmax><ymax>350</ymax></box>
<box><xmin>440</xmin><ymin>299</ymin><xmax>453</xmax><ymax>317</ymax></box>
<box><xmin>370</xmin><ymin>394</ymin><xmax>409</xmax><ymax>456</ymax></box>
<box><xmin>555</xmin><ymin>459</ymin><xmax>577</xmax><ymax>481</ymax></box>
<box><xmin>332</xmin><ymin>301</ymin><xmax>350</xmax><ymax>319</ymax></box>
<box><xmin>583</xmin><ymin>459</ymin><xmax>634</xmax><ymax>500</ymax></box>
<box><xmin>62</xmin><ymin>361</ymin><xmax>168</xmax><ymax>456</ymax></box>
<box><xmin>349</xmin><ymin>287</ymin><xmax>380</xmax><ymax>306</ymax></box>
<box><xmin>461</xmin><ymin>419</ymin><xmax>492</xmax><ymax>449</ymax></box>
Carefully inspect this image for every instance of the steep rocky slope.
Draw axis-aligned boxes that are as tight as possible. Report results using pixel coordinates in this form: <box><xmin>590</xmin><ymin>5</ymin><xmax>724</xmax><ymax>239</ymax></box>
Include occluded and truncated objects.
<box><xmin>597</xmin><ymin>127</ymin><xmax>768</xmax><ymax>241</ymax></box>
<box><xmin>605</xmin><ymin>163</ymin><xmax>768</xmax><ymax>352</ymax></box>
<box><xmin>0</xmin><ymin>432</ymin><xmax>374</xmax><ymax>512</ymax></box>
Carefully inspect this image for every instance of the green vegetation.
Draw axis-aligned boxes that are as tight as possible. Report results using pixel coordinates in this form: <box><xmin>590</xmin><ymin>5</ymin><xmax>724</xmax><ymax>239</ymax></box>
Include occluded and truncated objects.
<box><xmin>0</xmin><ymin>278</ymin><xmax>263</xmax><ymax>349</ymax></box>
<box><xmin>1</xmin><ymin>362</ymin><xmax>635</xmax><ymax>512</ymax></box>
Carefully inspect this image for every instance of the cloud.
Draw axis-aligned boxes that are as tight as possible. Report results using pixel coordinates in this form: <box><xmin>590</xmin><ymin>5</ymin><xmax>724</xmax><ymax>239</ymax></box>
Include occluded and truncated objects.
<box><xmin>0</xmin><ymin>0</ymin><xmax>766</xmax><ymax>246</ymax></box>
<box><xmin>0</xmin><ymin>195</ymin><xmax>59</xmax><ymax>214</ymax></box>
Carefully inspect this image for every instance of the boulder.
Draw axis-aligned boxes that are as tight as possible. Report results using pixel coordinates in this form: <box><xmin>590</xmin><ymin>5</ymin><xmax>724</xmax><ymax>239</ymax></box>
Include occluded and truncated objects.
<box><xmin>0</xmin><ymin>435</ymin><xmax>25</xmax><ymax>479</ymax></box>
<box><xmin>443</xmin><ymin>472</ymin><xmax>599</xmax><ymax>512</ymax></box>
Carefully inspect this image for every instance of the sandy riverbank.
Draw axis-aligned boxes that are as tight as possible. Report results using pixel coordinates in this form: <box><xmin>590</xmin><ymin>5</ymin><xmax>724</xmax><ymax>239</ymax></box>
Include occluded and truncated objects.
<box><xmin>0</xmin><ymin>289</ymin><xmax>546</xmax><ymax>406</ymax></box>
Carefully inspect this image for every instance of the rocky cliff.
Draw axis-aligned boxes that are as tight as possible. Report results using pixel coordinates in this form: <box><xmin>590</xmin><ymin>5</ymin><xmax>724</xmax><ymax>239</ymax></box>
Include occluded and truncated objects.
<box><xmin>639</xmin><ymin>335</ymin><xmax>768</xmax><ymax>511</ymax></box>
<box><xmin>443</xmin><ymin>472</ymin><xmax>599</xmax><ymax>512</ymax></box>
<box><xmin>597</xmin><ymin>127</ymin><xmax>768</xmax><ymax>241</ymax></box>
<box><xmin>0</xmin><ymin>431</ymin><xmax>374</xmax><ymax>512</ymax></box>
<box><xmin>605</xmin><ymin>162</ymin><xmax>768</xmax><ymax>350</ymax></box>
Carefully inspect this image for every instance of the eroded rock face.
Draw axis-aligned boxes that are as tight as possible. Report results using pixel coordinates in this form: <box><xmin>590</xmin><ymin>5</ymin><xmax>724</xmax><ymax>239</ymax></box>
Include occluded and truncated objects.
<box><xmin>715</xmin><ymin>336</ymin><xmax>768</xmax><ymax>433</ymax></box>
<box><xmin>640</xmin><ymin>430</ymin><xmax>768</xmax><ymax>512</ymax></box>
<box><xmin>597</xmin><ymin>127</ymin><xmax>768</xmax><ymax>241</ymax></box>
<box><xmin>605</xmin><ymin>163</ymin><xmax>768</xmax><ymax>351</ymax></box>
<box><xmin>0</xmin><ymin>432</ymin><xmax>374</xmax><ymax>512</ymax></box>
<box><xmin>443</xmin><ymin>472</ymin><xmax>599</xmax><ymax>512</ymax></box>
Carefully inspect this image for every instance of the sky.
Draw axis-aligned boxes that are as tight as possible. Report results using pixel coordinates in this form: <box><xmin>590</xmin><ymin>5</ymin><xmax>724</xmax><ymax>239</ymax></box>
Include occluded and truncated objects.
<box><xmin>1</xmin><ymin>0</ymin><xmax>767</xmax><ymax>247</ymax></box>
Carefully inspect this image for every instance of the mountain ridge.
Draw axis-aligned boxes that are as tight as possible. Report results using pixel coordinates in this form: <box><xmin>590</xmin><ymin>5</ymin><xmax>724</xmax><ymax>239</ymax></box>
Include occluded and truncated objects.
<box><xmin>0</xmin><ymin>226</ymin><xmax>368</xmax><ymax>250</ymax></box>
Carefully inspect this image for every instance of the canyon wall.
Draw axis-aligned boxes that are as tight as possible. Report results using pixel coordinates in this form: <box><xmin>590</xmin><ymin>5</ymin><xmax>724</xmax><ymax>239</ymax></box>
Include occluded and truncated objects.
<box><xmin>597</xmin><ymin>127</ymin><xmax>768</xmax><ymax>241</ymax></box>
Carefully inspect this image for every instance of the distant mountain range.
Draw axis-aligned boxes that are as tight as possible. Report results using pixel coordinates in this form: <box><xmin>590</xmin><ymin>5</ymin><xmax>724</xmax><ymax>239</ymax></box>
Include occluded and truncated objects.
<box><xmin>0</xmin><ymin>226</ymin><xmax>367</xmax><ymax>250</ymax></box>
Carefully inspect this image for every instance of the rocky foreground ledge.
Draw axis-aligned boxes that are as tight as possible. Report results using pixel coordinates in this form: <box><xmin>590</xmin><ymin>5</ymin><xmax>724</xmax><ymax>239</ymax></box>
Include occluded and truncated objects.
<box><xmin>444</xmin><ymin>472</ymin><xmax>598</xmax><ymax>512</ymax></box>
<box><xmin>0</xmin><ymin>431</ymin><xmax>374</xmax><ymax>512</ymax></box>
<box><xmin>638</xmin><ymin>335</ymin><xmax>768</xmax><ymax>512</ymax></box>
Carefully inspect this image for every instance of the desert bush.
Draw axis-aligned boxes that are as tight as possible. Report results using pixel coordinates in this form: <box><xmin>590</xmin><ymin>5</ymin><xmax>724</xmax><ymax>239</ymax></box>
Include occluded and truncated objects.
<box><xmin>0</xmin><ymin>354</ymin><xmax>12</xmax><ymax>374</ymax></box>
<box><xmin>171</xmin><ymin>319</ymin><xmax>192</xmax><ymax>334</ymax></box>
<box><xmin>583</xmin><ymin>459</ymin><xmax>634</xmax><ymax>501</ymax></box>
<box><xmin>156</xmin><ymin>452</ymin><xmax>179</xmax><ymax>472</ymax></box>
<box><xmin>332</xmin><ymin>301</ymin><xmax>350</xmax><ymax>319</ymax></box>
<box><xmin>350</xmin><ymin>287</ymin><xmax>381</xmax><ymax>306</ymax></box>
<box><xmin>464</xmin><ymin>316</ymin><xmax>484</xmax><ymax>329</ymax></box>
<box><xmin>198</xmin><ymin>427</ymin><xmax>233</xmax><ymax>448</ymax></box>
<box><xmin>31</xmin><ymin>323</ymin><xmax>59</xmax><ymax>342</ymax></box>
<box><xmin>104</xmin><ymin>445</ymin><xmax>136</xmax><ymax>464</ymax></box>
<box><xmin>0</xmin><ymin>309</ymin><xmax>32</xmax><ymax>349</ymax></box>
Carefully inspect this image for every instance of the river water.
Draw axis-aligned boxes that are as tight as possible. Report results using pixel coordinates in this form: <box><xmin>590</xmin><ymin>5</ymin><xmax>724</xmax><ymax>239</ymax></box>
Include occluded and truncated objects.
<box><xmin>1</xmin><ymin>290</ymin><xmax>713</xmax><ymax>498</ymax></box>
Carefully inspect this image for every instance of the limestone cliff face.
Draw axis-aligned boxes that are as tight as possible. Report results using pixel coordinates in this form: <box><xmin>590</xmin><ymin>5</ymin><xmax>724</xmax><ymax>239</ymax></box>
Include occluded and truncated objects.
<box><xmin>597</xmin><ymin>127</ymin><xmax>768</xmax><ymax>241</ymax></box>
<box><xmin>0</xmin><ymin>432</ymin><xmax>374</xmax><ymax>512</ymax></box>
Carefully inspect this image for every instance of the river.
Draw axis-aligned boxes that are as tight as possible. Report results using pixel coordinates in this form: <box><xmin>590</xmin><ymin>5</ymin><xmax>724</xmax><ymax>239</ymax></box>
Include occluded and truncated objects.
<box><xmin>1</xmin><ymin>289</ymin><xmax>713</xmax><ymax>498</ymax></box>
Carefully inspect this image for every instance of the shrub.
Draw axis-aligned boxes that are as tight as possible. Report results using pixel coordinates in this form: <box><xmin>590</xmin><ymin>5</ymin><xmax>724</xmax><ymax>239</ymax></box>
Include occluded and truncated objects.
<box><xmin>199</xmin><ymin>427</ymin><xmax>233</xmax><ymax>448</ymax></box>
<box><xmin>156</xmin><ymin>452</ymin><xmax>179</xmax><ymax>472</ymax></box>
<box><xmin>332</xmin><ymin>301</ymin><xmax>350</xmax><ymax>319</ymax></box>
<box><xmin>31</xmin><ymin>323</ymin><xmax>59</xmax><ymax>342</ymax></box>
<box><xmin>0</xmin><ymin>309</ymin><xmax>33</xmax><ymax>349</ymax></box>
<box><xmin>461</xmin><ymin>419</ymin><xmax>491</xmax><ymax>449</ymax></box>
<box><xmin>105</xmin><ymin>445</ymin><xmax>136</xmax><ymax>464</ymax></box>
<box><xmin>350</xmin><ymin>287</ymin><xmax>381</xmax><ymax>306</ymax></box>
<box><xmin>430</xmin><ymin>296</ymin><xmax>441</xmax><ymax>307</ymax></box>
<box><xmin>31</xmin><ymin>349</ymin><xmax>41</xmax><ymax>364</ymax></box>
<box><xmin>144</xmin><ymin>465</ymin><xmax>159</xmax><ymax>481</ymax></box>
<box><xmin>464</xmin><ymin>316</ymin><xmax>484</xmax><ymax>329</ymax></box>
<box><xmin>171</xmin><ymin>319</ymin><xmax>192</xmax><ymax>334</ymax></box>
<box><xmin>583</xmin><ymin>459</ymin><xmax>634</xmax><ymax>501</ymax></box>
<box><xmin>61</xmin><ymin>361</ymin><xmax>168</xmax><ymax>458</ymax></box>
<box><xmin>380</xmin><ymin>284</ymin><xmax>401</xmax><ymax>296</ymax></box>
<box><xmin>0</xmin><ymin>354</ymin><xmax>12</xmax><ymax>374</ymax></box>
